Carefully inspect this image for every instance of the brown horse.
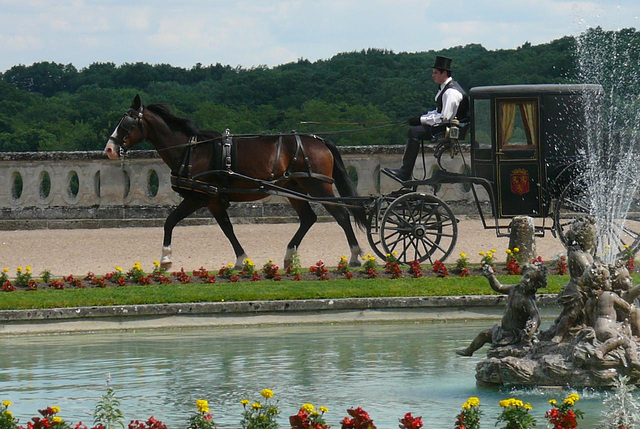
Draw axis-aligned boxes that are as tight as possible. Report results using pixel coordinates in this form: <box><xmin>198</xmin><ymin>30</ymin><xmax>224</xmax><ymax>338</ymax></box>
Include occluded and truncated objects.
<box><xmin>104</xmin><ymin>95</ymin><xmax>366</xmax><ymax>269</ymax></box>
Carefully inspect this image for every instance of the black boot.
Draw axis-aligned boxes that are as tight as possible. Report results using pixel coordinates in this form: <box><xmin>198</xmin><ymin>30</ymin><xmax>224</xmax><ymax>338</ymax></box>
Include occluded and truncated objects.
<box><xmin>382</xmin><ymin>138</ymin><xmax>420</xmax><ymax>181</ymax></box>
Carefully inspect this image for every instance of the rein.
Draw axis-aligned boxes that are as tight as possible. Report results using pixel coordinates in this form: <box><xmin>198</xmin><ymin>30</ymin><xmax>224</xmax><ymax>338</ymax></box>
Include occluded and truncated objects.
<box><xmin>305</xmin><ymin>122</ymin><xmax>404</xmax><ymax>136</ymax></box>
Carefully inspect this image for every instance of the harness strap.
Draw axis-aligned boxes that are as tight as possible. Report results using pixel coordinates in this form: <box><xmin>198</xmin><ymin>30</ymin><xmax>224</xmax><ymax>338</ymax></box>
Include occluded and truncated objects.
<box><xmin>267</xmin><ymin>133</ymin><xmax>334</xmax><ymax>184</ymax></box>
<box><xmin>268</xmin><ymin>136</ymin><xmax>283</xmax><ymax>181</ymax></box>
<box><xmin>222</xmin><ymin>129</ymin><xmax>233</xmax><ymax>171</ymax></box>
<box><xmin>177</xmin><ymin>136</ymin><xmax>196</xmax><ymax>178</ymax></box>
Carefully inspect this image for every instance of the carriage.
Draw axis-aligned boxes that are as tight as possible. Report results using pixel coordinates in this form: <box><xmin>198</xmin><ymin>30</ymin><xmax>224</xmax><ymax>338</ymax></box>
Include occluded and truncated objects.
<box><xmin>367</xmin><ymin>83</ymin><xmax>614</xmax><ymax>264</ymax></box>
<box><xmin>105</xmin><ymin>84</ymin><xmax>640</xmax><ymax>268</ymax></box>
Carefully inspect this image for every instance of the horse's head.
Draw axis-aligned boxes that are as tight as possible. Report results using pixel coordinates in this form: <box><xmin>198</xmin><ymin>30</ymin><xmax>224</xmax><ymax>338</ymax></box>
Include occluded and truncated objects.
<box><xmin>104</xmin><ymin>94</ymin><xmax>147</xmax><ymax>159</ymax></box>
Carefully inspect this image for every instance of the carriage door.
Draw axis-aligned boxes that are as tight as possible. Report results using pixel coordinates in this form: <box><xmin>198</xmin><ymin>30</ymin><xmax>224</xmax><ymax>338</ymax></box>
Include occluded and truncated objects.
<box><xmin>495</xmin><ymin>98</ymin><xmax>542</xmax><ymax>217</ymax></box>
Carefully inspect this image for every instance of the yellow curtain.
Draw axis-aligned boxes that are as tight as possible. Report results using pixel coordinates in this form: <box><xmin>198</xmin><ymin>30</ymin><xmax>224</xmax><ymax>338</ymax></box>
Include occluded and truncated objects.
<box><xmin>499</xmin><ymin>103</ymin><xmax>516</xmax><ymax>148</ymax></box>
<box><xmin>519</xmin><ymin>101</ymin><xmax>537</xmax><ymax>146</ymax></box>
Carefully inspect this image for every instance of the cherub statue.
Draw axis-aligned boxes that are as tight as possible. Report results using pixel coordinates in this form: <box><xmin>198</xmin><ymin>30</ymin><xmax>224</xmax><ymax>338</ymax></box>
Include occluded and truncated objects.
<box><xmin>582</xmin><ymin>261</ymin><xmax>640</xmax><ymax>369</ymax></box>
<box><xmin>610</xmin><ymin>263</ymin><xmax>640</xmax><ymax>337</ymax></box>
<box><xmin>455</xmin><ymin>262</ymin><xmax>547</xmax><ymax>356</ymax></box>
<box><xmin>546</xmin><ymin>216</ymin><xmax>596</xmax><ymax>343</ymax></box>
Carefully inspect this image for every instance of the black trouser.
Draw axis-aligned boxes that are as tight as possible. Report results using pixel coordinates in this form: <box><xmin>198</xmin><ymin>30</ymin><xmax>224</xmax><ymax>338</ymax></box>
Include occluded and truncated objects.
<box><xmin>407</xmin><ymin>124</ymin><xmax>446</xmax><ymax>140</ymax></box>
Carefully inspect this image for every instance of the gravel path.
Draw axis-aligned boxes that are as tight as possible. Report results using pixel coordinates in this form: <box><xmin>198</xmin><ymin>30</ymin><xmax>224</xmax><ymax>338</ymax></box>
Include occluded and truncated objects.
<box><xmin>0</xmin><ymin>217</ymin><xmax>566</xmax><ymax>276</ymax></box>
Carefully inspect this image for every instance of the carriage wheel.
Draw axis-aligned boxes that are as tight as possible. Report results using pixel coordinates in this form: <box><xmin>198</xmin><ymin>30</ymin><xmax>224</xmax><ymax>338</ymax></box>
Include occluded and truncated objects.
<box><xmin>365</xmin><ymin>196</ymin><xmax>394</xmax><ymax>261</ymax></box>
<box><xmin>554</xmin><ymin>170</ymin><xmax>640</xmax><ymax>258</ymax></box>
<box><xmin>380</xmin><ymin>192</ymin><xmax>458</xmax><ymax>264</ymax></box>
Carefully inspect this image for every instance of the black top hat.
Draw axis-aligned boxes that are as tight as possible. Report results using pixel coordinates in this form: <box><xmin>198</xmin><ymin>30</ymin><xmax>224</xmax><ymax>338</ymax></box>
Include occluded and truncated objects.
<box><xmin>433</xmin><ymin>56</ymin><xmax>452</xmax><ymax>71</ymax></box>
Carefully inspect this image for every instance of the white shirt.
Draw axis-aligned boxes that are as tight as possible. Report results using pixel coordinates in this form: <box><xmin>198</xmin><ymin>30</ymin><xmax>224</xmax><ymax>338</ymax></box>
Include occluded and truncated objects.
<box><xmin>420</xmin><ymin>77</ymin><xmax>464</xmax><ymax>126</ymax></box>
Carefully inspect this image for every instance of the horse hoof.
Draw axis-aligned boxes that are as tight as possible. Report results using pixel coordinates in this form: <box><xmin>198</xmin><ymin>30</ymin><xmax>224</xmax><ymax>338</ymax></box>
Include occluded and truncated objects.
<box><xmin>349</xmin><ymin>261</ymin><xmax>362</xmax><ymax>268</ymax></box>
<box><xmin>160</xmin><ymin>261</ymin><xmax>172</xmax><ymax>270</ymax></box>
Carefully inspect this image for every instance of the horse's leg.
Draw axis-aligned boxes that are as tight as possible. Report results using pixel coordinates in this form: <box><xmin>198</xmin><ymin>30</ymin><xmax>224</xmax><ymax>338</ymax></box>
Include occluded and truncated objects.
<box><xmin>305</xmin><ymin>182</ymin><xmax>362</xmax><ymax>266</ymax></box>
<box><xmin>283</xmin><ymin>198</ymin><xmax>317</xmax><ymax>268</ymax></box>
<box><xmin>161</xmin><ymin>197</ymin><xmax>207</xmax><ymax>268</ymax></box>
<box><xmin>208</xmin><ymin>200</ymin><xmax>247</xmax><ymax>269</ymax></box>
<box><xmin>322</xmin><ymin>203</ymin><xmax>363</xmax><ymax>266</ymax></box>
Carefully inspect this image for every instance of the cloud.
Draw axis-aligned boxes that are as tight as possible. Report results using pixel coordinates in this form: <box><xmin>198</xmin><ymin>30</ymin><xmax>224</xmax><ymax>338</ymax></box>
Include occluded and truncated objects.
<box><xmin>0</xmin><ymin>33</ymin><xmax>42</xmax><ymax>51</ymax></box>
<box><xmin>0</xmin><ymin>0</ymin><xmax>639</xmax><ymax>72</ymax></box>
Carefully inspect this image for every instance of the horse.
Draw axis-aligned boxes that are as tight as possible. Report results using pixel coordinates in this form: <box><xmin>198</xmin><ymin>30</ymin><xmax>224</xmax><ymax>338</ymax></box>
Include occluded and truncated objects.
<box><xmin>103</xmin><ymin>94</ymin><xmax>366</xmax><ymax>270</ymax></box>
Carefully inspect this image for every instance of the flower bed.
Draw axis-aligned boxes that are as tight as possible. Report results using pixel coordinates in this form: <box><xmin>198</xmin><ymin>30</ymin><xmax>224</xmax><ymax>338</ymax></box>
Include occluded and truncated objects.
<box><xmin>0</xmin><ymin>249</ymin><xmax>583</xmax><ymax>293</ymax></box>
<box><xmin>2</xmin><ymin>382</ymin><xmax>637</xmax><ymax>429</ymax></box>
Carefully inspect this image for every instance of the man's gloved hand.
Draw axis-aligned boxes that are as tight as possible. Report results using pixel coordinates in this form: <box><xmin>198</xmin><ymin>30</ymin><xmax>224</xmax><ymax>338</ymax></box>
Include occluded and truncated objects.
<box><xmin>406</xmin><ymin>116</ymin><xmax>422</xmax><ymax>126</ymax></box>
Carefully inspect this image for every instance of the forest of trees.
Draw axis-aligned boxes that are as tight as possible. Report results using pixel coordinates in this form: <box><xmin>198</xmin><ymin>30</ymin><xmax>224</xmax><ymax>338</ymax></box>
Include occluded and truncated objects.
<box><xmin>0</xmin><ymin>26</ymin><xmax>637</xmax><ymax>152</ymax></box>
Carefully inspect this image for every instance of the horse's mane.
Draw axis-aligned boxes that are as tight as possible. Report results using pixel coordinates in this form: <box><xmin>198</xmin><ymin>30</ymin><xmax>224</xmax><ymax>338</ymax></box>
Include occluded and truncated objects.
<box><xmin>146</xmin><ymin>103</ymin><xmax>214</xmax><ymax>138</ymax></box>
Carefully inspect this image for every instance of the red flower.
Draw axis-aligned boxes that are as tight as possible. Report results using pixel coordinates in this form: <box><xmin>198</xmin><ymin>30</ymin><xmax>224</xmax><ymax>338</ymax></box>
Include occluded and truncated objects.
<box><xmin>399</xmin><ymin>412</ymin><xmax>423</xmax><ymax>429</ymax></box>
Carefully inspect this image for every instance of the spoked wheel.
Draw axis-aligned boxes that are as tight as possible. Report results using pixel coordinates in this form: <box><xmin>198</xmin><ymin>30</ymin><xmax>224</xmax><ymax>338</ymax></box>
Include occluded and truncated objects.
<box><xmin>554</xmin><ymin>170</ymin><xmax>640</xmax><ymax>258</ymax></box>
<box><xmin>365</xmin><ymin>195</ymin><xmax>395</xmax><ymax>260</ymax></box>
<box><xmin>380</xmin><ymin>192</ymin><xmax>458</xmax><ymax>264</ymax></box>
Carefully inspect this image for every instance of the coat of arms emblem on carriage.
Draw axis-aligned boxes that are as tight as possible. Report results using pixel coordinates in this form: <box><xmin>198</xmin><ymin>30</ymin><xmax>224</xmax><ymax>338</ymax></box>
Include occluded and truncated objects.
<box><xmin>510</xmin><ymin>168</ymin><xmax>530</xmax><ymax>195</ymax></box>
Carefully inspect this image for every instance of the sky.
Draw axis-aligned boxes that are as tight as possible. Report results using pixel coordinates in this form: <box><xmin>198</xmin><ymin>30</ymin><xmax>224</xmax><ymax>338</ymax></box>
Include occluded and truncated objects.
<box><xmin>0</xmin><ymin>0</ymin><xmax>639</xmax><ymax>72</ymax></box>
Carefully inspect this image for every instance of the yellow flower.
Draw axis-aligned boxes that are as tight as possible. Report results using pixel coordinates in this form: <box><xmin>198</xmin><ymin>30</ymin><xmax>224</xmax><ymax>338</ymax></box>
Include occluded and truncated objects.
<box><xmin>514</xmin><ymin>247</ymin><xmax>520</xmax><ymax>253</ymax></box>
<box><xmin>17</xmin><ymin>267</ymin><xmax>22</xmax><ymax>273</ymax></box>
<box><xmin>153</xmin><ymin>260</ymin><xmax>160</xmax><ymax>267</ymax></box>
<box><xmin>52</xmin><ymin>417</ymin><xmax>63</xmax><ymax>423</ymax></box>
<box><xmin>2</xmin><ymin>268</ymin><xmax>8</xmax><ymax>273</ymax></box>
<box><xmin>240</xmin><ymin>399</ymin><xmax>249</xmax><ymax>405</ymax></box>
<box><xmin>506</xmin><ymin>249</ymin><xmax>512</xmax><ymax>254</ymax></box>
<box><xmin>319</xmin><ymin>406</ymin><xmax>328</xmax><ymax>413</ymax></box>
<box><xmin>340</xmin><ymin>256</ymin><xmax>348</xmax><ymax>262</ymax></box>
<box><xmin>386</xmin><ymin>253</ymin><xmax>391</xmax><ymax>257</ymax></box>
<box><xmin>261</xmin><ymin>388</ymin><xmax>274</xmax><ymax>399</ymax></box>
<box><xmin>301</xmin><ymin>403</ymin><xmax>314</xmax><ymax>413</ymax></box>
<box><xmin>51</xmin><ymin>406</ymin><xmax>61</xmax><ymax>414</ymax></box>
<box><xmin>2</xmin><ymin>401</ymin><xmax>11</xmax><ymax>407</ymax></box>
<box><xmin>549</xmin><ymin>399</ymin><xmax>557</xmax><ymax>405</ymax></box>
<box><xmin>605</xmin><ymin>244</ymin><xmax>611</xmax><ymax>248</ymax></box>
<box><xmin>624</xmin><ymin>244</ymin><xmax>630</xmax><ymax>249</ymax></box>
<box><xmin>491</xmin><ymin>249</ymin><xmax>497</xmax><ymax>253</ymax></box>
<box><xmin>228</xmin><ymin>263</ymin><xmax>234</xmax><ymax>268</ymax></box>
<box><xmin>459</xmin><ymin>252</ymin><xmax>467</xmax><ymax>259</ymax></box>
<box><xmin>467</xmin><ymin>397</ymin><xmax>479</xmax><ymax>407</ymax></box>
<box><xmin>487</xmin><ymin>253</ymin><xmax>494</xmax><ymax>259</ymax></box>
<box><xmin>566</xmin><ymin>393</ymin><xmax>580</xmax><ymax>402</ymax></box>
<box><xmin>524</xmin><ymin>403</ymin><xmax>532</xmax><ymax>410</ymax></box>
<box><xmin>479</xmin><ymin>251</ymin><xmax>485</xmax><ymax>256</ymax></box>
<box><xmin>563</xmin><ymin>398</ymin><xmax>575</xmax><ymax>406</ymax></box>
<box><xmin>4</xmin><ymin>411</ymin><xmax>12</xmax><ymax>418</ymax></box>
<box><xmin>268</xmin><ymin>259</ymin><xmax>274</xmax><ymax>263</ymax></box>
<box><xmin>26</xmin><ymin>266</ymin><xmax>32</xmax><ymax>272</ymax></box>
<box><xmin>196</xmin><ymin>399</ymin><xmax>209</xmax><ymax>413</ymax></box>
<box><xmin>115</xmin><ymin>266</ymin><xmax>122</xmax><ymax>272</ymax></box>
<box><xmin>462</xmin><ymin>402</ymin><xmax>471</xmax><ymax>409</ymax></box>
<box><xmin>252</xmin><ymin>403</ymin><xmax>262</xmax><ymax>409</ymax></box>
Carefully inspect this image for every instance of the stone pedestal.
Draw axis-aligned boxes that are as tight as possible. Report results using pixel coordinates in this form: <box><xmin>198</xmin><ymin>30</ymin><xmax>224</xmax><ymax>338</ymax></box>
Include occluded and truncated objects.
<box><xmin>508</xmin><ymin>216</ymin><xmax>536</xmax><ymax>263</ymax></box>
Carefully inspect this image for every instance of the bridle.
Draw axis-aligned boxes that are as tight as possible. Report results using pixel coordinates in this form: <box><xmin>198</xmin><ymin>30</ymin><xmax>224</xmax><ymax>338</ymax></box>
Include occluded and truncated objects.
<box><xmin>108</xmin><ymin>106</ymin><xmax>146</xmax><ymax>156</ymax></box>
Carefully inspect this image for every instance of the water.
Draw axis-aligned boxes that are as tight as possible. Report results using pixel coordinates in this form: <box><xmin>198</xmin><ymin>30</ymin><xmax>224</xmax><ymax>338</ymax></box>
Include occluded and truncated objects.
<box><xmin>0</xmin><ymin>321</ymin><xmax>627</xmax><ymax>428</ymax></box>
<box><xmin>573</xmin><ymin>27</ymin><xmax>640</xmax><ymax>262</ymax></box>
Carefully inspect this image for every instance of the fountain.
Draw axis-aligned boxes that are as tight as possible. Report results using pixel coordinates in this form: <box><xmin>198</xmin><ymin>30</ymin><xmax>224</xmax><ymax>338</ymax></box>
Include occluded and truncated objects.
<box><xmin>574</xmin><ymin>27</ymin><xmax>640</xmax><ymax>262</ymax></box>
<box><xmin>464</xmin><ymin>27</ymin><xmax>640</xmax><ymax>387</ymax></box>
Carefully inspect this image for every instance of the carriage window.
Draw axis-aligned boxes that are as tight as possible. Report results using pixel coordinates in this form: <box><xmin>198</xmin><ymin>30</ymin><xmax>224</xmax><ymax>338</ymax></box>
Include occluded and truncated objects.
<box><xmin>473</xmin><ymin>99</ymin><xmax>491</xmax><ymax>150</ymax></box>
<box><xmin>497</xmin><ymin>99</ymin><xmax>538</xmax><ymax>149</ymax></box>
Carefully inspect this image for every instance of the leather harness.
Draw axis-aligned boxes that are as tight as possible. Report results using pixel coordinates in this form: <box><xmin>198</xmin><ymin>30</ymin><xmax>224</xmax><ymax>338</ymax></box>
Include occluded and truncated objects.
<box><xmin>170</xmin><ymin>131</ymin><xmax>335</xmax><ymax>197</ymax></box>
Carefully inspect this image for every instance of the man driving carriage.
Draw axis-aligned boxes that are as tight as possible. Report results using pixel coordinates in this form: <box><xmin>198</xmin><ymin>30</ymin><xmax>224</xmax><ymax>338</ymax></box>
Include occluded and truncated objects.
<box><xmin>383</xmin><ymin>55</ymin><xmax>469</xmax><ymax>182</ymax></box>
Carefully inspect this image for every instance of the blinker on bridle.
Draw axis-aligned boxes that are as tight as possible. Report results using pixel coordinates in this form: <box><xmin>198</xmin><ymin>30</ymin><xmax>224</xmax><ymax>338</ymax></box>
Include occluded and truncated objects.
<box><xmin>108</xmin><ymin>106</ymin><xmax>145</xmax><ymax>156</ymax></box>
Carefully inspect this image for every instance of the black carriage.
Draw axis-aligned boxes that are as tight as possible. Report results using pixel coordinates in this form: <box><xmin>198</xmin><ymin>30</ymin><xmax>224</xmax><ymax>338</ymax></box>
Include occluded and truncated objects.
<box><xmin>366</xmin><ymin>83</ymin><xmax>630</xmax><ymax>264</ymax></box>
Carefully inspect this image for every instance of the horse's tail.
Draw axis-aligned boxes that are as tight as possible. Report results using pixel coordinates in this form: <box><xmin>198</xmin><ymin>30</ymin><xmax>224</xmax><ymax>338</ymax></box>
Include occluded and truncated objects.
<box><xmin>323</xmin><ymin>139</ymin><xmax>367</xmax><ymax>230</ymax></box>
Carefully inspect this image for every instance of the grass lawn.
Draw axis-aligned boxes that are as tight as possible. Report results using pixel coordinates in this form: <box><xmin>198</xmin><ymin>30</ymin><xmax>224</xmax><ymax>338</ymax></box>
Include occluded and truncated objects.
<box><xmin>0</xmin><ymin>275</ymin><xmax>571</xmax><ymax>310</ymax></box>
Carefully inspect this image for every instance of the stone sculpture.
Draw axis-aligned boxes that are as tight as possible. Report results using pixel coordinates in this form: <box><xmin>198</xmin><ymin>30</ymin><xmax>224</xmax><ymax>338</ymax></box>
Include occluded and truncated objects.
<box><xmin>455</xmin><ymin>263</ymin><xmax>547</xmax><ymax>357</ymax></box>
<box><xmin>466</xmin><ymin>216</ymin><xmax>640</xmax><ymax>387</ymax></box>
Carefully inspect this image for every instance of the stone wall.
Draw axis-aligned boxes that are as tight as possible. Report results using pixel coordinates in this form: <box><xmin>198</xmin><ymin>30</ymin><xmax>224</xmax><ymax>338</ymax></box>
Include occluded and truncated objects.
<box><xmin>0</xmin><ymin>145</ymin><xmax>486</xmax><ymax>229</ymax></box>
